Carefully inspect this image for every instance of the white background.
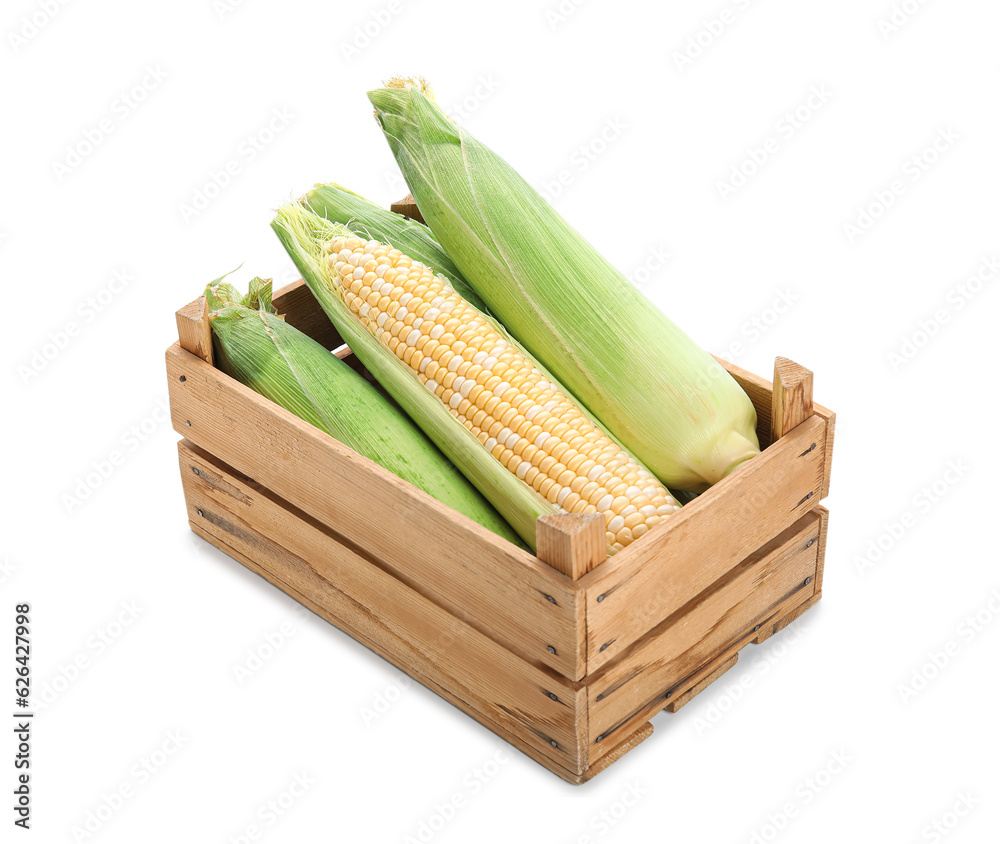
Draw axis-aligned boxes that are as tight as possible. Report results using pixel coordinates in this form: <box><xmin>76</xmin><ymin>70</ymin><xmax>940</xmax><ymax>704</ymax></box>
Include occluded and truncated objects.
<box><xmin>2</xmin><ymin>0</ymin><xmax>998</xmax><ymax>841</ymax></box>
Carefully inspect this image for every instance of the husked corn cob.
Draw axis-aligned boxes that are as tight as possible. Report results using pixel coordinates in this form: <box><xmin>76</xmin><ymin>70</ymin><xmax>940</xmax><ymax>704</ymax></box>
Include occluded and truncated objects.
<box><xmin>303</xmin><ymin>183</ymin><xmax>489</xmax><ymax>311</ymax></box>
<box><xmin>204</xmin><ymin>278</ymin><xmax>525</xmax><ymax>548</ymax></box>
<box><xmin>325</xmin><ymin>235</ymin><xmax>681</xmax><ymax>551</ymax></box>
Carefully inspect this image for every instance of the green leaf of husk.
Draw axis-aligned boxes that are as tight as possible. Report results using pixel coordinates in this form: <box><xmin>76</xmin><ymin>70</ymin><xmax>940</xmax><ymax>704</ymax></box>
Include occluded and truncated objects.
<box><xmin>367</xmin><ymin>81</ymin><xmax>761</xmax><ymax>492</ymax></box>
<box><xmin>270</xmin><ymin>201</ymin><xmax>559</xmax><ymax>551</ymax></box>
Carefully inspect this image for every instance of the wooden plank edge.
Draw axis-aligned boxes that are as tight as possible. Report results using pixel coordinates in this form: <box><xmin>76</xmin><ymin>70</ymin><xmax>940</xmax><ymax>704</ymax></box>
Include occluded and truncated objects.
<box><xmin>579</xmin><ymin>722</ymin><xmax>654</xmax><ymax>784</ymax></box>
<box><xmin>663</xmin><ymin>653</ymin><xmax>740</xmax><ymax>714</ymax></box>
<box><xmin>818</xmin><ymin>410</ymin><xmax>836</xmax><ymax>499</ymax></box>
<box><xmin>814</xmin><ymin>505</ymin><xmax>829</xmax><ymax>592</ymax></box>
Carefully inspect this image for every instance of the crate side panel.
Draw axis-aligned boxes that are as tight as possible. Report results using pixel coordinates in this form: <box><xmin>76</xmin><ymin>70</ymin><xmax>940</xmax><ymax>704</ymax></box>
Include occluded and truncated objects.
<box><xmin>167</xmin><ymin>345</ymin><xmax>584</xmax><ymax>678</ymax></box>
<box><xmin>587</xmin><ymin>511</ymin><xmax>822</xmax><ymax>761</ymax></box>
<box><xmin>179</xmin><ymin>450</ymin><xmax>588</xmax><ymax>775</ymax></box>
<box><xmin>186</xmin><ymin>522</ymin><xmax>592</xmax><ymax>783</ymax></box>
<box><xmin>584</xmin><ymin>416</ymin><xmax>829</xmax><ymax>672</ymax></box>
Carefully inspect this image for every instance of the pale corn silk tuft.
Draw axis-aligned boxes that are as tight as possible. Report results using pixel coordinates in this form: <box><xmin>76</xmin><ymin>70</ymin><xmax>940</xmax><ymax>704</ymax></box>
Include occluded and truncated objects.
<box><xmin>325</xmin><ymin>236</ymin><xmax>681</xmax><ymax>552</ymax></box>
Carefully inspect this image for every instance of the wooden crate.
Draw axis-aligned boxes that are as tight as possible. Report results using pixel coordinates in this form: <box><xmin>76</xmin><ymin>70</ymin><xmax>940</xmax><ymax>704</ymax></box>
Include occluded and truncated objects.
<box><xmin>167</xmin><ymin>212</ymin><xmax>835</xmax><ymax>784</ymax></box>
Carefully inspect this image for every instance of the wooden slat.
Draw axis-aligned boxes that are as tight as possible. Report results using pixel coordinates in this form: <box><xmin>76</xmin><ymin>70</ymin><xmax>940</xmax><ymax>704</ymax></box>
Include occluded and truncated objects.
<box><xmin>753</xmin><ymin>593</ymin><xmax>822</xmax><ymax>645</ymax></box>
<box><xmin>166</xmin><ymin>352</ymin><xmax>585</xmax><ymax>678</ymax></box>
<box><xmin>663</xmin><ymin>653</ymin><xmax>739</xmax><ymax>714</ymax></box>
<box><xmin>753</xmin><ymin>505</ymin><xmax>827</xmax><ymax>643</ymax></box>
<box><xmin>536</xmin><ymin>514</ymin><xmax>606</xmax><ymax>580</ymax></box>
<box><xmin>175</xmin><ymin>296</ymin><xmax>213</xmax><ymax>365</ymax></box>
<box><xmin>180</xmin><ymin>451</ymin><xmax>587</xmax><ymax>774</ymax></box>
<box><xmin>582</xmin><ymin>415</ymin><xmax>830</xmax><ymax>673</ymax></box>
<box><xmin>771</xmin><ymin>357</ymin><xmax>814</xmax><ymax>442</ymax></box>
<box><xmin>586</xmin><ymin>512</ymin><xmax>822</xmax><ymax>760</ymax></box>
<box><xmin>814</xmin><ymin>505</ymin><xmax>829</xmax><ymax>592</ymax></box>
<box><xmin>580</xmin><ymin>722</ymin><xmax>653</xmax><ymax>783</ymax></box>
<box><xmin>390</xmin><ymin>193</ymin><xmax>425</xmax><ymax>224</ymax></box>
<box><xmin>271</xmin><ymin>279</ymin><xmax>344</xmax><ymax>351</ymax></box>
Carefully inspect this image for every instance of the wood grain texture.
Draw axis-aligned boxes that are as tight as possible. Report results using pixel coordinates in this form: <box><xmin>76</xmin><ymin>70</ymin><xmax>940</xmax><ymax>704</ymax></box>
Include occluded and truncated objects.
<box><xmin>390</xmin><ymin>194</ymin><xmax>425</xmax><ymax>224</ymax></box>
<box><xmin>271</xmin><ymin>279</ymin><xmax>344</xmax><ymax>351</ymax></box>
<box><xmin>586</xmin><ymin>511</ymin><xmax>822</xmax><ymax>761</ymax></box>
<box><xmin>752</xmin><ymin>506</ymin><xmax>826</xmax><ymax>643</ymax></box>
<box><xmin>180</xmin><ymin>449</ymin><xmax>589</xmax><ymax>775</ymax></box>
<box><xmin>663</xmin><ymin>653</ymin><xmax>739</xmax><ymax>714</ymax></box>
<box><xmin>537</xmin><ymin>514</ymin><xmax>607</xmax><ymax>580</ymax></box>
<box><xmin>582</xmin><ymin>416</ymin><xmax>830</xmax><ymax>673</ymax></box>
<box><xmin>771</xmin><ymin>357</ymin><xmax>814</xmax><ymax>442</ymax></box>
<box><xmin>579</xmin><ymin>722</ymin><xmax>653</xmax><ymax>783</ymax></box>
<box><xmin>175</xmin><ymin>297</ymin><xmax>213</xmax><ymax>365</ymax></box>
<box><xmin>167</xmin><ymin>345</ymin><xmax>586</xmax><ymax>678</ymax></box>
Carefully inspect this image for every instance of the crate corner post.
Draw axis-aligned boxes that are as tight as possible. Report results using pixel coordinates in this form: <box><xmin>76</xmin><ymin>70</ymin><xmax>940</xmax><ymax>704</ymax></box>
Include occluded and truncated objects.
<box><xmin>770</xmin><ymin>356</ymin><xmax>813</xmax><ymax>442</ymax></box>
<box><xmin>175</xmin><ymin>295</ymin><xmax>213</xmax><ymax>365</ymax></box>
<box><xmin>536</xmin><ymin>513</ymin><xmax>607</xmax><ymax>580</ymax></box>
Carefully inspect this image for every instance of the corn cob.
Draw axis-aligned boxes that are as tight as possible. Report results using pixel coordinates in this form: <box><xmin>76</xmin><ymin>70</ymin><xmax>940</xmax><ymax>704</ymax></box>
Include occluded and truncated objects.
<box><xmin>323</xmin><ymin>235</ymin><xmax>681</xmax><ymax>552</ymax></box>
<box><xmin>303</xmin><ymin>183</ymin><xmax>489</xmax><ymax>311</ymax></box>
<box><xmin>273</xmin><ymin>204</ymin><xmax>560</xmax><ymax>551</ymax></box>
<box><xmin>205</xmin><ymin>277</ymin><xmax>525</xmax><ymax>548</ymax></box>
<box><xmin>368</xmin><ymin>78</ymin><xmax>761</xmax><ymax>493</ymax></box>
<box><xmin>303</xmin><ymin>183</ymin><xmax>649</xmax><ymax>455</ymax></box>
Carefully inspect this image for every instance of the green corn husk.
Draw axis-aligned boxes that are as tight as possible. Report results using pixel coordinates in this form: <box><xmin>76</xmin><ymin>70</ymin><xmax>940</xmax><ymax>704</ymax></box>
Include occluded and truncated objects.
<box><xmin>303</xmin><ymin>182</ymin><xmax>647</xmax><ymax>460</ymax></box>
<box><xmin>270</xmin><ymin>207</ymin><xmax>560</xmax><ymax>551</ymax></box>
<box><xmin>303</xmin><ymin>183</ymin><xmax>488</xmax><ymax>311</ymax></box>
<box><xmin>367</xmin><ymin>78</ymin><xmax>761</xmax><ymax>493</ymax></box>
<box><xmin>205</xmin><ymin>276</ymin><xmax>525</xmax><ymax>548</ymax></box>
